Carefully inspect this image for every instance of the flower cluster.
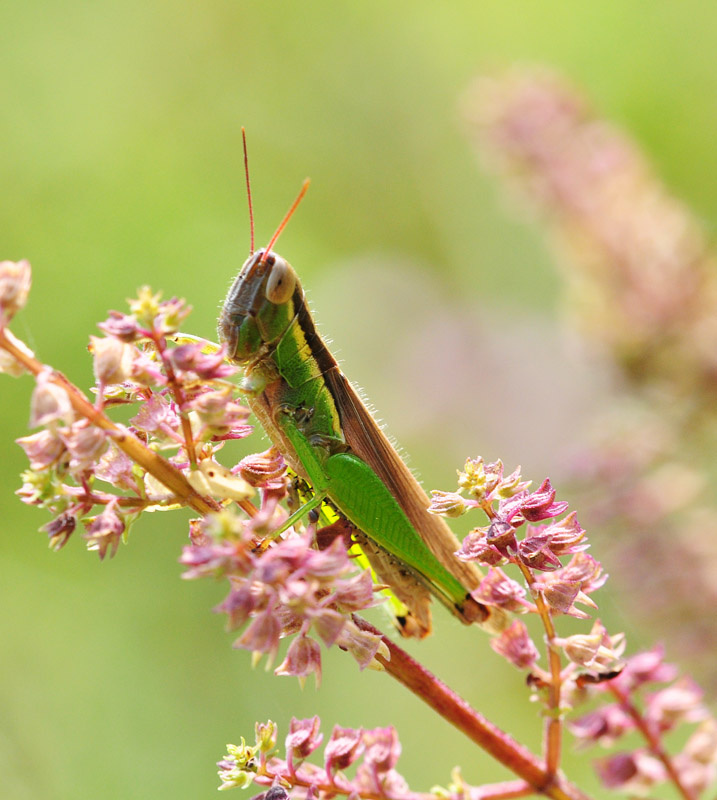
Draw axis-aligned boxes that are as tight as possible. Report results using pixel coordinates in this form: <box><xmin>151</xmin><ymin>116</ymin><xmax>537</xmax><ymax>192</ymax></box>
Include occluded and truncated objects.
<box><xmin>463</xmin><ymin>67</ymin><xmax>717</xmax><ymax>683</ymax></box>
<box><xmin>1</xmin><ymin>258</ymin><xmax>382</xmax><ymax>683</ymax></box>
<box><xmin>464</xmin><ymin>67</ymin><xmax>717</xmax><ymax>378</ymax></box>
<box><xmin>181</xmin><ymin>509</ymin><xmax>385</xmax><ymax>682</ymax></box>
<box><xmin>4</xmin><ymin>257</ymin><xmax>717</xmax><ymax>798</ymax></box>
<box><xmin>431</xmin><ymin>457</ymin><xmax>717</xmax><ymax>797</ymax></box>
<box><xmin>218</xmin><ymin>718</ymin><xmax>412</xmax><ymax>798</ymax></box>
<box><xmin>573</xmin><ymin>647</ymin><xmax>717</xmax><ymax>797</ymax></box>
<box><xmin>430</xmin><ymin>458</ymin><xmax>614</xmax><ymax>677</ymax></box>
<box><xmin>2</xmin><ymin>260</ymin><xmax>255</xmax><ymax>558</ymax></box>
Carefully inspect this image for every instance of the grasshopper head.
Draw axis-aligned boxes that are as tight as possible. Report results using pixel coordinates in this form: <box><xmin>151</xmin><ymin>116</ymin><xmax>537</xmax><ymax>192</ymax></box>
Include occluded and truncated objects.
<box><xmin>218</xmin><ymin>249</ymin><xmax>301</xmax><ymax>365</ymax></box>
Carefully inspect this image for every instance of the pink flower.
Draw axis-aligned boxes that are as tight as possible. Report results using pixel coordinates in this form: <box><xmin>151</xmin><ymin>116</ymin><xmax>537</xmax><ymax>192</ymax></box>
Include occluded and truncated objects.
<box><xmin>83</xmin><ymin>500</ymin><xmax>125</xmax><ymax>560</ymax></box>
<box><xmin>97</xmin><ymin>310</ymin><xmax>141</xmax><ymax>342</ymax></box>
<box><xmin>90</xmin><ymin>336</ymin><xmax>135</xmax><ymax>385</ymax></box>
<box><xmin>169</xmin><ymin>342</ymin><xmax>236</xmax><ymax>379</ymax></box>
<box><xmin>285</xmin><ymin>716</ymin><xmax>323</xmax><ymax>761</ymax></box>
<box><xmin>516</xmin><ymin>478</ymin><xmax>569</xmax><ymax>522</ymax></box>
<box><xmin>471</xmin><ymin>567</ymin><xmax>530</xmax><ymax>612</ymax></box>
<box><xmin>361</xmin><ymin>727</ymin><xmax>401</xmax><ymax>773</ymax></box>
<box><xmin>235</xmin><ymin>609</ymin><xmax>282</xmax><ymax>663</ymax></box>
<box><xmin>16</xmin><ymin>429</ymin><xmax>66</xmax><ymax>470</ymax></box>
<box><xmin>455</xmin><ymin>526</ymin><xmax>506</xmax><ymax>565</ymax></box>
<box><xmin>324</xmin><ymin>725</ymin><xmax>364</xmax><ymax>777</ymax></box>
<box><xmin>41</xmin><ymin>512</ymin><xmax>77</xmax><ymax>551</ymax></box>
<box><xmin>60</xmin><ymin>420</ymin><xmax>108</xmax><ymax>473</ymax></box>
<box><xmin>490</xmin><ymin>619</ymin><xmax>539</xmax><ymax>669</ymax></box>
<box><xmin>595</xmin><ymin>750</ymin><xmax>666</xmax><ymax>793</ymax></box>
<box><xmin>275</xmin><ymin>635</ymin><xmax>322</xmax><ymax>685</ymax></box>
<box><xmin>29</xmin><ymin>370</ymin><xmax>73</xmax><ymax>427</ymax></box>
<box><xmin>570</xmin><ymin>705</ymin><xmax>634</xmax><ymax>747</ymax></box>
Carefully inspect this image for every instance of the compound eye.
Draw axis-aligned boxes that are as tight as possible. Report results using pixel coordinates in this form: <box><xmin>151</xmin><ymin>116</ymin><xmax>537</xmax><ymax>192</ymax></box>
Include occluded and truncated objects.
<box><xmin>264</xmin><ymin>255</ymin><xmax>296</xmax><ymax>304</ymax></box>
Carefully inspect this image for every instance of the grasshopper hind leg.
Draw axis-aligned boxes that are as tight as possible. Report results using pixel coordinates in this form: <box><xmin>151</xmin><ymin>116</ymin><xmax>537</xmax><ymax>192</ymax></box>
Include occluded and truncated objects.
<box><xmin>351</xmin><ymin>529</ymin><xmax>433</xmax><ymax>639</ymax></box>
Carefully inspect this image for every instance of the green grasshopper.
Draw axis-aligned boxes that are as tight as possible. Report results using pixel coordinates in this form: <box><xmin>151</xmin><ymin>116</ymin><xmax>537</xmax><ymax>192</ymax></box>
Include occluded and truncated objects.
<box><xmin>218</xmin><ymin>155</ymin><xmax>502</xmax><ymax>638</ymax></box>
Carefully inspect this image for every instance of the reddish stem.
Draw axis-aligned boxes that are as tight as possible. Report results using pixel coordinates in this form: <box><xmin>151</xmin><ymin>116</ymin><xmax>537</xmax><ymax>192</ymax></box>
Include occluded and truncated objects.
<box><xmin>353</xmin><ymin>617</ymin><xmax>593</xmax><ymax>800</ymax></box>
<box><xmin>609</xmin><ymin>683</ymin><xmax>695</xmax><ymax>800</ymax></box>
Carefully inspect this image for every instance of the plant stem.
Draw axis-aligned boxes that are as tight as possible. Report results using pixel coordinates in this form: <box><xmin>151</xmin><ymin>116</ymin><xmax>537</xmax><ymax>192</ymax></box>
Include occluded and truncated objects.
<box><xmin>515</xmin><ymin>559</ymin><xmax>564</xmax><ymax>777</ymax></box>
<box><xmin>354</xmin><ymin>617</ymin><xmax>593</xmax><ymax>800</ymax></box>
<box><xmin>609</xmin><ymin>683</ymin><xmax>695</xmax><ymax>800</ymax></box>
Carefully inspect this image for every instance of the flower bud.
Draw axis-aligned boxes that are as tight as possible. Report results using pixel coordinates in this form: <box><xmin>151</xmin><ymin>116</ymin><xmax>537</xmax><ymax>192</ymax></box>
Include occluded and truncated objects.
<box><xmin>0</xmin><ymin>259</ymin><xmax>31</xmax><ymax>319</ymax></box>
<box><xmin>29</xmin><ymin>371</ymin><xmax>73</xmax><ymax>427</ymax></box>
<box><xmin>490</xmin><ymin>620</ymin><xmax>539</xmax><ymax>669</ymax></box>
<box><xmin>428</xmin><ymin>490</ymin><xmax>468</xmax><ymax>518</ymax></box>
<box><xmin>90</xmin><ymin>336</ymin><xmax>134</xmax><ymax>385</ymax></box>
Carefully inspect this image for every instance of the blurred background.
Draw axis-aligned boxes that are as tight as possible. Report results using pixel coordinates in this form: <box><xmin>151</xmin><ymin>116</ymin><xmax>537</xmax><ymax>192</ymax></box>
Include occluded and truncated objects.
<box><xmin>2</xmin><ymin>2</ymin><xmax>717</xmax><ymax>798</ymax></box>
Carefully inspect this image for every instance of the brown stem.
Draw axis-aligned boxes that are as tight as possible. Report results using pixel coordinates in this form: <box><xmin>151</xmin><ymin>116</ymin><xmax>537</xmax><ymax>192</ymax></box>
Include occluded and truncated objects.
<box><xmin>0</xmin><ymin>329</ymin><xmax>220</xmax><ymax>516</ymax></box>
<box><xmin>609</xmin><ymin>683</ymin><xmax>695</xmax><ymax>800</ymax></box>
<box><xmin>516</xmin><ymin>559</ymin><xmax>564</xmax><ymax>776</ymax></box>
<box><xmin>150</xmin><ymin>332</ymin><xmax>198</xmax><ymax>468</ymax></box>
<box><xmin>354</xmin><ymin>617</ymin><xmax>593</xmax><ymax>800</ymax></box>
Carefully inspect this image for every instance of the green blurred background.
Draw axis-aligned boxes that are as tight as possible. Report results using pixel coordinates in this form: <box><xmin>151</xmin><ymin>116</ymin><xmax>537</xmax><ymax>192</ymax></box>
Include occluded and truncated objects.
<box><xmin>2</xmin><ymin>2</ymin><xmax>716</xmax><ymax>798</ymax></box>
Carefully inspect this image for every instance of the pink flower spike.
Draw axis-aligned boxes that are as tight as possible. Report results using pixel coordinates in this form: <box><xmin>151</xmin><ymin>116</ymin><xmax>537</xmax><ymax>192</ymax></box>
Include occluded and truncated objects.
<box><xmin>490</xmin><ymin>619</ymin><xmax>539</xmax><ymax>669</ymax></box>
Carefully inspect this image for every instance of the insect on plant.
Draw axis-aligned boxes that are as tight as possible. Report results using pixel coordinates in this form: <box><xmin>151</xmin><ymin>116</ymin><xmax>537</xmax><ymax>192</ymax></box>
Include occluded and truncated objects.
<box><xmin>218</xmin><ymin>132</ymin><xmax>507</xmax><ymax>638</ymax></box>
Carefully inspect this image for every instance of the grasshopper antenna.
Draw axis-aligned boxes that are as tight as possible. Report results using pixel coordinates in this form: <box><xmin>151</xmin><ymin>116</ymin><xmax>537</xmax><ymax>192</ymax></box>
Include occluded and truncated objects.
<box><xmin>263</xmin><ymin>178</ymin><xmax>310</xmax><ymax>257</ymax></box>
<box><xmin>241</xmin><ymin>127</ymin><xmax>255</xmax><ymax>254</ymax></box>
